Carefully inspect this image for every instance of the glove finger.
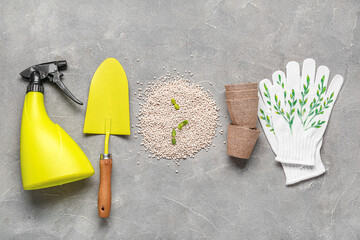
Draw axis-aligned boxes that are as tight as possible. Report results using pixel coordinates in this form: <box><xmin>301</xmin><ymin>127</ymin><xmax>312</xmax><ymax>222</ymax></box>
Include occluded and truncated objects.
<box><xmin>301</xmin><ymin>58</ymin><xmax>316</xmax><ymax>90</ymax></box>
<box><xmin>325</xmin><ymin>74</ymin><xmax>344</xmax><ymax>109</ymax></box>
<box><xmin>286</xmin><ymin>61</ymin><xmax>301</xmax><ymax>93</ymax></box>
<box><xmin>258</xmin><ymin>93</ymin><xmax>272</xmax><ymax>117</ymax></box>
<box><xmin>258</xmin><ymin>78</ymin><xmax>273</xmax><ymax>111</ymax></box>
<box><xmin>269</xmin><ymin>83</ymin><xmax>285</xmax><ymax>115</ymax></box>
<box><xmin>326</xmin><ymin>74</ymin><xmax>344</xmax><ymax>97</ymax></box>
<box><xmin>313</xmin><ymin>65</ymin><xmax>330</xmax><ymax>97</ymax></box>
<box><xmin>272</xmin><ymin>70</ymin><xmax>286</xmax><ymax>89</ymax></box>
<box><xmin>258</xmin><ymin>99</ymin><xmax>278</xmax><ymax>155</ymax></box>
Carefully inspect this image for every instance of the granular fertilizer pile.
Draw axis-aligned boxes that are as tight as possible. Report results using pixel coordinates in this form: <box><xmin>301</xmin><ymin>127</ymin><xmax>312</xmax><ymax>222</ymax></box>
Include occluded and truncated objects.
<box><xmin>138</xmin><ymin>71</ymin><xmax>219</xmax><ymax>161</ymax></box>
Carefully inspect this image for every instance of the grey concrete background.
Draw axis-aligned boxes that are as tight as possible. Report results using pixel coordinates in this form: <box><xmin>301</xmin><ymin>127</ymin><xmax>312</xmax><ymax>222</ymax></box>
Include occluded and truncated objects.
<box><xmin>1</xmin><ymin>0</ymin><xmax>360</xmax><ymax>239</ymax></box>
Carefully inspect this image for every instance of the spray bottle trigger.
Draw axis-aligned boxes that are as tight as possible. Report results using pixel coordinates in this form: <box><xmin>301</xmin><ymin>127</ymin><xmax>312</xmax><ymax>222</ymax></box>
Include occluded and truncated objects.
<box><xmin>48</xmin><ymin>71</ymin><xmax>83</xmax><ymax>105</ymax></box>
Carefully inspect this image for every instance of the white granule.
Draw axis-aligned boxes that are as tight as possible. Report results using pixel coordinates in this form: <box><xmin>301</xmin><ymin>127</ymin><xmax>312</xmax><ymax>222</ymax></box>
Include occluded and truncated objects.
<box><xmin>138</xmin><ymin>74</ymin><xmax>219</xmax><ymax>161</ymax></box>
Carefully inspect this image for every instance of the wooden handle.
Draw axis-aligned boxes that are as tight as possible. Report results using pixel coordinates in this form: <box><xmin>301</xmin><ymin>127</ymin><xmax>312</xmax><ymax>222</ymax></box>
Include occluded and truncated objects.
<box><xmin>98</xmin><ymin>158</ymin><xmax>112</xmax><ymax>218</ymax></box>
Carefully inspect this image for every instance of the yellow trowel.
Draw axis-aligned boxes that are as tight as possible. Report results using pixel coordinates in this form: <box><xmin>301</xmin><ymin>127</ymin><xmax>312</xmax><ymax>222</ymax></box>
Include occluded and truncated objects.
<box><xmin>84</xmin><ymin>58</ymin><xmax>130</xmax><ymax>218</ymax></box>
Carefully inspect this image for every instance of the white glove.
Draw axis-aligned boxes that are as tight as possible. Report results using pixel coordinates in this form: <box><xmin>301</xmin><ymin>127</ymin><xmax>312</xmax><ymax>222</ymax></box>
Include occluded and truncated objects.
<box><xmin>263</xmin><ymin>59</ymin><xmax>343</xmax><ymax>166</ymax></box>
<box><xmin>258</xmin><ymin>58</ymin><xmax>343</xmax><ymax>185</ymax></box>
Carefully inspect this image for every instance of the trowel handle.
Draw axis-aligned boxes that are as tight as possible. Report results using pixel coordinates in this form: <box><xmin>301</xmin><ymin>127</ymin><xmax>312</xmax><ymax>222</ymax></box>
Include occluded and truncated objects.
<box><xmin>98</xmin><ymin>156</ymin><xmax>112</xmax><ymax>218</ymax></box>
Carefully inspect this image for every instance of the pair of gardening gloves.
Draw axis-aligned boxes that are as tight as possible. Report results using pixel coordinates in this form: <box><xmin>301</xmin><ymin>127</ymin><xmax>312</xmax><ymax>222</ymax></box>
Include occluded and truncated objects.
<box><xmin>258</xmin><ymin>59</ymin><xmax>343</xmax><ymax>185</ymax></box>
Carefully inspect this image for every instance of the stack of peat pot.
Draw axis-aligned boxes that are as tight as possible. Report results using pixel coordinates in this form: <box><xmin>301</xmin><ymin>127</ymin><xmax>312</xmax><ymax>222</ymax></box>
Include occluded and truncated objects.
<box><xmin>225</xmin><ymin>83</ymin><xmax>261</xmax><ymax>159</ymax></box>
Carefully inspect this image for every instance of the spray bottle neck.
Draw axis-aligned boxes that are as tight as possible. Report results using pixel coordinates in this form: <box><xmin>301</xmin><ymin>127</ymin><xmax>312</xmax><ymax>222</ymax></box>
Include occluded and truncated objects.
<box><xmin>27</xmin><ymin>71</ymin><xmax>44</xmax><ymax>93</ymax></box>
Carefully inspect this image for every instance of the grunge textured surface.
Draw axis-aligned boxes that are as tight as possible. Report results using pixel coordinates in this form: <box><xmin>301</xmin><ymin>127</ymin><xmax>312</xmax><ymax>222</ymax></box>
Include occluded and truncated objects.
<box><xmin>1</xmin><ymin>0</ymin><xmax>360</xmax><ymax>239</ymax></box>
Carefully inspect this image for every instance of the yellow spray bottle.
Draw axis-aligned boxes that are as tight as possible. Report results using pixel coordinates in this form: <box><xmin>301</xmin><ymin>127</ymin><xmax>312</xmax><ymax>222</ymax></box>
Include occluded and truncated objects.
<box><xmin>20</xmin><ymin>61</ymin><xmax>94</xmax><ymax>190</ymax></box>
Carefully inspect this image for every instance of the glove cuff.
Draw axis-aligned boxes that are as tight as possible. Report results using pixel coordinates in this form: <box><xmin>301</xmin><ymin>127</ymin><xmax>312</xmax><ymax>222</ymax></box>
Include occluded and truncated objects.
<box><xmin>283</xmin><ymin>162</ymin><xmax>325</xmax><ymax>185</ymax></box>
<box><xmin>275</xmin><ymin>136</ymin><xmax>318</xmax><ymax>166</ymax></box>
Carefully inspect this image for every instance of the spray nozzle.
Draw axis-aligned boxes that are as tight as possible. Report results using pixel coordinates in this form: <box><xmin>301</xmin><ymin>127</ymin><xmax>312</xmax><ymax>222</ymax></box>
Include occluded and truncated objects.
<box><xmin>20</xmin><ymin>60</ymin><xmax>83</xmax><ymax>105</ymax></box>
